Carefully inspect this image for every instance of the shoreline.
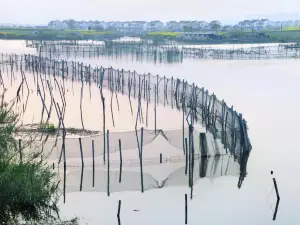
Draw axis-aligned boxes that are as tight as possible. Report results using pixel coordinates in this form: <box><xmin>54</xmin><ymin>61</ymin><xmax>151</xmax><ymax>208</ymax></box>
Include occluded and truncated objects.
<box><xmin>0</xmin><ymin>37</ymin><xmax>297</xmax><ymax>46</ymax></box>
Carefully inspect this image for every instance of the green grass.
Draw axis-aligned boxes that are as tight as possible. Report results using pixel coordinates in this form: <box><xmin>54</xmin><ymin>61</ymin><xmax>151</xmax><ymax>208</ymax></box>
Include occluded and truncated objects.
<box><xmin>0</xmin><ymin>27</ymin><xmax>118</xmax><ymax>40</ymax></box>
<box><xmin>282</xmin><ymin>26</ymin><xmax>300</xmax><ymax>31</ymax></box>
<box><xmin>39</xmin><ymin>122</ymin><xmax>57</xmax><ymax>134</ymax></box>
<box><xmin>269</xmin><ymin>30</ymin><xmax>300</xmax><ymax>41</ymax></box>
<box><xmin>65</xmin><ymin>29</ymin><xmax>113</xmax><ymax>35</ymax></box>
<box><xmin>147</xmin><ymin>32</ymin><xmax>180</xmax><ymax>37</ymax></box>
<box><xmin>219</xmin><ymin>29</ymin><xmax>300</xmax><ymax>42</ymax></box>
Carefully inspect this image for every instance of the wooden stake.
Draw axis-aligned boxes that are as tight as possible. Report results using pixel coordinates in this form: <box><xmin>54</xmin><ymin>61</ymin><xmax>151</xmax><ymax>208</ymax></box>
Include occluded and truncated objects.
<box><xmin>107</xmin><ymin>130</ymin><xmax>110</xmax><ymax>196</ymax></box>
<box><xmin>117</xmin><ymin>200</ymin><xmax>121</xmax><ymax>225</ymax></box>
<box><xmin>139</xmin><ymin>127</ymin><xmax>144</xmax><ymax>193</ymax></box>
<box><xmin>185</xmin><ymin>194</ymin><xmax>188</xmax><ymax>224</ymax></box>
<box><xmin>18</xmin><ymin>139</ymin><xmax>22</xmax><ymax>163</ymax></box>
<box><xmin>79</xmin><ymin>138</ymin><xmax>84</xmax><ymax>167</ymax></box>
<box><xmin>185</xmin><ymin>137</ymin><xmax>188</xmax><ymax>175</ymax></box>
<box><xmin>92</xmin><ymin>140</ymin><xmax>95</xmax><ymax>187</ymax></box>
<box><xmin>119</xmin><ymin>139</ymin><xmax>122</xmax><ymax>183</ymax></box>
<box><xmin>154</xmin><ymin>85</ymin><xmax>157</xmax><ymax>134</ymax></box>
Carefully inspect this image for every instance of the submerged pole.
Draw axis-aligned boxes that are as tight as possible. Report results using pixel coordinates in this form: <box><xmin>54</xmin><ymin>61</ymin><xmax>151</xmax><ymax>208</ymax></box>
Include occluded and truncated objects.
<box><xmin>119</xmin><ymin>139</ymin><xmax>123</xmax><ymax>183</ymax></box>
<box><xmin>185</xmin><ymin>194</ymin><xmax>188</xmax><ymax>224</ymax></box>
<box><xmin>185</xmin><ymin>137</ymin><xmax>188</xmax><ymax>175</ymax></box>
<box><xmin>154</xmin><ymin>85</ymin><xmax>157</xmax><ymax>134</ymax></box>
<box><xmin>18</xmin><ymin>139</ymin><xmax>22</xmax><ymax>163</ymax></box>
<box><xmin>117</xmin><ymin>200</ymin><xmax>122</xmax><ymax>225</ymax></box>
<box><xmin>107</xmin><ymin>130</ymin><xmax>110</xmax><ymax>196</ymax></box>
<box><xmin>92</xmin><ymin>139</ymin><xmax>95</xmax><ymax>187</ymax></box>
<box><xmin>139</xmin><ymin>127</ymin><xmax>144</xmax><ymax>193</ymax></box>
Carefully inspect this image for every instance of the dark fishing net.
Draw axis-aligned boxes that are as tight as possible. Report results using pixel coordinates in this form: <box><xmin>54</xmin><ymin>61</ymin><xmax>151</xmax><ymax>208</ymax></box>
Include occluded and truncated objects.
<box><xmin>0</xmin><ymin>52</ymin><xmax>251</xmax><ymax>195</ymax></box>
<box><xmin>1</xmin><ymin>53</ymin><xmax>251</xmax><ymax>154</ymax></box>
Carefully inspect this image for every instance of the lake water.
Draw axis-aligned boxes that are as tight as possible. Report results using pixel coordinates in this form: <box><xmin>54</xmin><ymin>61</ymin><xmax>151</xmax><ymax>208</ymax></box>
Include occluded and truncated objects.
<box><xmin>1</xmin><ymin>40</ymin><xmax>300</xmax><ymax>224</ymax></box>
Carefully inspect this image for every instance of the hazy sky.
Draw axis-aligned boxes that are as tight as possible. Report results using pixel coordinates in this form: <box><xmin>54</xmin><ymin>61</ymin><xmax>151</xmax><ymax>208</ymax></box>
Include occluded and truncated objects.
<box><xmin>1</xmin><ymin>0</ymin><xmax>300</xmax><ymax>25</ymax></box>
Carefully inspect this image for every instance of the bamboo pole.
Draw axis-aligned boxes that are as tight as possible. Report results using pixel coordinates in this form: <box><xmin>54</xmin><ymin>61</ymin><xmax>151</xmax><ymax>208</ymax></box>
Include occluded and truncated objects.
<box><xmin>139</xmin><ymin>127</ymin><xmax>144</xmax><ymax>193</ymax></box>
<box><xmin>117</xmin><ymin>200</ymin><xmax>121</xmax><ymax>225</ymax></box>
<box><xmin>100</xmin><ymin>69</ymin><xmax>106</xmax><ymax>164</ymax></box>
<box><xmin>18</xmin><ymin>139</ymin><xmax>22</xmax><ymax>163</ymax></box>
<box><xmin>79</xmin><ymin>137</ymin><xmax>84</xmax><ymax>192</ymax></box>
<box><xmin>185</xmin><ymin>194</ymin><xmax>188</xmax><ymax>224</ymax></box>
<box><xmin>107</xmin><ymin>129</ymin><xmax>110</xmax><ymax>196</ymax></box>
<box><xmin>80</xmin><ymin>164</ymin><xmax>84</xmax><ymax>192</ymax></box>
<box><xmin>92</xmin><ymin>140</ymin><xmax>95</xmax><ymax>187</ymax></box>
<box><xmin>56</xmin><ymin>103</ymin><xmax>66</xmax><ymax>204</ymax></box>
<box><xmin>80</xmin><ymin>65</ymin><xmax>85</xmax><ymax>129</ymax></box>
<box><xmin>185</xmin><ymin>137</ymin><xmax>188</xmax><ymax>175</ymax></box>
<box><xmin>79</xmin><ymin>138</ymin><xmax>84</xmax><ymax>167</ymax></box>
<box><xmin>154</xmin><ymin>85</ymin><xmax>157</xmax><ymax>134</ymax></box>
<box><xmin>119</xmin><ymin>139</ymin><xmax>122</xmax><ymax>183</ymax></box>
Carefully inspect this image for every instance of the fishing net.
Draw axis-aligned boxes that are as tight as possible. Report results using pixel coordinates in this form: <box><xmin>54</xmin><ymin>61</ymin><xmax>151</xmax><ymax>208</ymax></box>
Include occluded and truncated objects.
<box><xmin>0</xmin><ymin>52</ymin><xmax>251</xmax><ymax>195</ymax></box>
<box><xmin>55</xmin><ymin>152</ymin><xmax>247</xmax><ymax>194</ymax></box>
<box><xmin>25</xmin><ymin>41</ymin><xmax>278</xmax><ymax>61</ymax></box>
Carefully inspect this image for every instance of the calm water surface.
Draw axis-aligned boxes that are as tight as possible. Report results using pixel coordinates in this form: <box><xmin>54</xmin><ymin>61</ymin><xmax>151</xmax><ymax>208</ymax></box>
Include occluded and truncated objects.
<box><xmin>1</xmin><ymin>40</ymin><xmax>300</xmax><ymax>225</ymax></box>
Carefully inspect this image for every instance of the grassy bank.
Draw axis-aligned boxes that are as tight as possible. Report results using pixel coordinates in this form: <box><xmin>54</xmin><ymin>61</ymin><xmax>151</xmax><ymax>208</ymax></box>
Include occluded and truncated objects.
<box><xmin>220</xmin><ymin>30</ymin><xmax>300</xmax><ymax>42</ymax></box>
<box><xmin>2</xmin><ymin>27</ymin><xmax>300</xmax><ymax>43</ymax></box>
<box><xmin>0</xmin><ymin>27</ymin><xmax>121</xmax><ymax>40</ymax></box>
<box><xmin>144</xmin><ymin>29</ymin><xmax>300</xmax><ymax>43</ymax></box>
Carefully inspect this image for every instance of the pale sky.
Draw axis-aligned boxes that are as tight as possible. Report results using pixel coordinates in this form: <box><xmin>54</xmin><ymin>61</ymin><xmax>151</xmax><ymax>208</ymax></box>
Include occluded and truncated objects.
<box><xmin>1</xmin><ymin>0</ymin><xmax>299</xmax><ymax>25</ymax></box>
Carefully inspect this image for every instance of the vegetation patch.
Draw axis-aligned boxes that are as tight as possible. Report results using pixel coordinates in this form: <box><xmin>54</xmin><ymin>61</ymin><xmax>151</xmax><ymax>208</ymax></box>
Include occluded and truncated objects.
<box><xmin>17</xmin><ymin>123</ymin><xmax>101</xmax><ymax>137</ymax></box>
<box><xmin>39</xmin><ymin>122</ymin><xmax>57</xmax><ymax>134</ymax></box>
<box><xmin>147</xmin><ymin>32</ymin><xmax>180</xmax><ymax>37</ymax></box>
<box><xmin>0</xmin><ymin>93</ymin><xmax>78</xmax><ymax>224</ymax></box>
<box><xmin>0</xmin><ymin>27</ymin><xmax>120</xmax><ymax>40</ymax></box>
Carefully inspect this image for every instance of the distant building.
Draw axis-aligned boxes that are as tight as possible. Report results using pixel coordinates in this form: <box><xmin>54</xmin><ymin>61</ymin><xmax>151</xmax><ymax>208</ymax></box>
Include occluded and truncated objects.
<box><xmin>181</xmin><ymin>31</ymin><xmax>218</xmax><ymax>40</ymax></box>
<box><xmin>46</xmin><ymin>18</ymin><xmax>300</xmax><ymax>33</ymax></box>
<box><xmin>48</xmin><ymin>20</ymin><xmax>68</xmax><ymax>30</ymax></box>
<box><xmin>166</xmin><ymin>21</ymin><xmax>181</xmax><ymax>31</ymax></box>
<box><xmin>282</xmin><ymin>20</ymin><xmax>296</xmax><ymax>27</ymax></box>
<box><xmin>146</xmin><ymin>21</ymin><xmax>164</xmax><ymax>32</ymax></box>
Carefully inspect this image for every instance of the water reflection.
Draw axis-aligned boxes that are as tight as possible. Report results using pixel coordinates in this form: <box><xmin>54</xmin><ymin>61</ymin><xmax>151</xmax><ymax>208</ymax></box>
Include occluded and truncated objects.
<box><xmin>1</xmin><ymin>40</ymin><xmax>293</xmax><ymax>223</ymax></box>
<box><xmin>55</xmin><ymin>151</ymin><xmax>250</xmax><ymax>194</ymax></box>
<box><xmin>26</xmin><ymin>40</ymin><xmax>300</xmax><ymax>65</ymax></box>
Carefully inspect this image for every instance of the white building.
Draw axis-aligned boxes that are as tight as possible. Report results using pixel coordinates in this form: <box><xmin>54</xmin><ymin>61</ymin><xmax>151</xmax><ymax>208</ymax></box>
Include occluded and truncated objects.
<box><xmin>126</xmin><ymin>21</ymin><xmax>147</xmax><ymax>32</ymax></box>
<box><xmin>146</xmin><ymin>21</ymin><xmax>164</xmax><ymax>32</ymax></box>
<box><xmin>282</xmin><ymin>20</ymin><xmax>296</xmax><ymax>27</ymax></box>
<box><xmin>198</xmin><ymin>21</ymin><xmax>209</xmax><ymax>29</ymax></box>
<box><xmin>295</xmin><ymin>20</ymin><xmax>300</xmax><ymax>26</ymax></box>
<box><xmin>48</xmin><ymin>20</ymin><xmax>68</xmax><ymax>30</ymax></box>
<box><xmin>78</xmin><ymin>21</ymin><xmax>90</xmax><ymax>30</ymax></box>
<box><xmin>166</xmin><ymin>21</ymin><xmax>181</xmax><ymax>31</ymax></box>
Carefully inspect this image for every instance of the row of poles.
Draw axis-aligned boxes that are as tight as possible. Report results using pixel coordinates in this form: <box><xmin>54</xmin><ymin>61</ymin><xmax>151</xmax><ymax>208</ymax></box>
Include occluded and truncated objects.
<box><xmin>0</xmin><ymin>52</ymin><xmax>251</xmax><ymax>156</ymax></box>
<box><xmin>31</xmin><ymin>41</ymin><xmax>276</xmax><ymax>61</ymax></box>
<box><xmin>0</xmin><ymin>53</ymin><xmax>251</xmax><ymax>211</ymax></box>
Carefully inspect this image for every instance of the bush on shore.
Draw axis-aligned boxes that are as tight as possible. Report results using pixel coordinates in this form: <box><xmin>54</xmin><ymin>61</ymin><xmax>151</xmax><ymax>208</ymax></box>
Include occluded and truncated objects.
<box><xmin>0</xmin><ymin>93</ymin><xmax>77</xmax><ymax>224</ymax></box>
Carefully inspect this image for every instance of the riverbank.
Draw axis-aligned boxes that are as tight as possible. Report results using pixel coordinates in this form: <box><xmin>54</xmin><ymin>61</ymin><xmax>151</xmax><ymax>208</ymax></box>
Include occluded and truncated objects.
<box><xmin>1</xmin><ymin>27</ymin><xmax>300</xmax><ymax>45</ymax></box>
<box><xmin>0</xmin><ymin>27</ymin><xmax>123</xmax><ymax>40</ymax></box>
<box><xmin>142</xmin><ymin>30</ymin><xmax>300</xmax><ymax>44</ymax></box>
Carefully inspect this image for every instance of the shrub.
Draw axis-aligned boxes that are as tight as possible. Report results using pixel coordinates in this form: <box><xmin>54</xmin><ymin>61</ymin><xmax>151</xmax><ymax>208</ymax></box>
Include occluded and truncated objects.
<box><xmin>0</xmin><ymin>95</ymin><xmax>65</xmax><ymax>224</ymax></box>
<box><xmin>40</xmin><ymin>122</ymin><xmax>57</xmax><ymax>134</ymax></box>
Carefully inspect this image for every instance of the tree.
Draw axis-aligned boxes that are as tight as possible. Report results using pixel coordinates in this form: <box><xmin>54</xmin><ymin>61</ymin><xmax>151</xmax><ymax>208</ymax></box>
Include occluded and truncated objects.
<box><xmin>183</xmin><ymin>26</ymin><xmax>193</xmax><ymax>32</ymax></box>
<box><xmin>0</xmin><ymin>91</ymin><xmax>77</xmax><ymax>225</ymax></box>
<box><xmin>95</xmin><ymin>25</ymin><xmax>104</xmax><ymax>32</ymax></box>
<box><xmin>66</xmin><ymin>19</ymin><xmax>76</xmax><ymax>30</ymax></box>
<box><xmin>209</xmin><ymin>20</ymin><xmax>222</xmax><ymax>31</ymax></box>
